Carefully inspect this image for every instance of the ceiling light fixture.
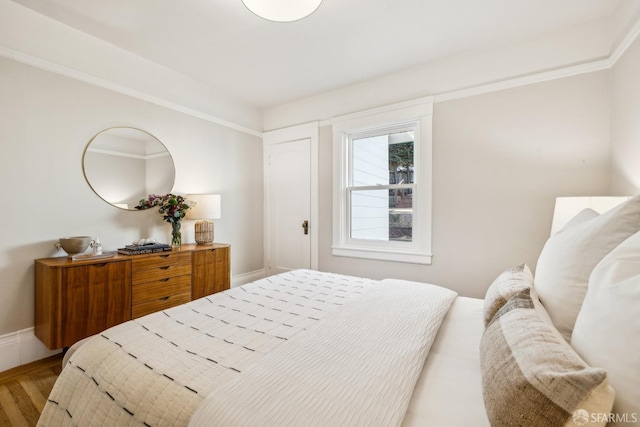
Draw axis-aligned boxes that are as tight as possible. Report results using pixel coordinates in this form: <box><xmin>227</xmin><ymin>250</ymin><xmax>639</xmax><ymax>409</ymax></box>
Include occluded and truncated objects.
<box><xmin>242</xmin><ymin>0</ymin><xmax>323</xmax><ymax>22</ymax></box>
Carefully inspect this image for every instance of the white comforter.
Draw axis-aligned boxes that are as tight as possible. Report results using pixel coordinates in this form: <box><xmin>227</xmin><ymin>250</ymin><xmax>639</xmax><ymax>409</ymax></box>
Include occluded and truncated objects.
<box><xmin>38</xmin><ymin>270</ymin><xmax>456</xmax><ymax>427</ymax></box>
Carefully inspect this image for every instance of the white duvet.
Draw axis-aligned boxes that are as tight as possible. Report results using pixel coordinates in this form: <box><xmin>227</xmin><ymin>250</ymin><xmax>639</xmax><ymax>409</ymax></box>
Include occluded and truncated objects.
<box><xmin>38</xmin><ymin>270</ymin><xmax>456</xmax><ymax>427</ymax></box>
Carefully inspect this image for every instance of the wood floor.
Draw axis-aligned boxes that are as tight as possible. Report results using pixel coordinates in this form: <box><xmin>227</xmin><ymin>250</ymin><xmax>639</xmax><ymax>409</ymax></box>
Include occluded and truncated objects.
<box><xmin>0</xmin><ymin>354</ymin><xmax>63</xmax><ymax>427</ymax></box>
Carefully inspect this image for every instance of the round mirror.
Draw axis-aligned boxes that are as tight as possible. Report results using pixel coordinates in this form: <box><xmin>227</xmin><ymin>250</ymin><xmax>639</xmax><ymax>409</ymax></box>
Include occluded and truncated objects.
<box><xmin>83</xmin><ymin>127</ymin><xmax>175</xmax><ymax>210</ymax></box>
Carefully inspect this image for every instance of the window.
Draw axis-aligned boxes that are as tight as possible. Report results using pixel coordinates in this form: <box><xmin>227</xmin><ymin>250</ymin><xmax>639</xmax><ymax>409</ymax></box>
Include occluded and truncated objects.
<box><xmin>349</xmin><ymin>126</ymin><xmax>415</xmax><ymax>241</ymax></box>
<box><xmin>332</xmin><ymin>99</ymin><xmax>433</xmax><ymax>264</ymax></box>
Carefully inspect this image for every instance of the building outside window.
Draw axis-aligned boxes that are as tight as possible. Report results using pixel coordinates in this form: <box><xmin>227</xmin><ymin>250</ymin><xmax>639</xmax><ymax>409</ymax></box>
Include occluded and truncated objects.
<box><xmin>332</xmin><ymin>99</ymin><xmax>433</xmax><ymax>264</ymax></box>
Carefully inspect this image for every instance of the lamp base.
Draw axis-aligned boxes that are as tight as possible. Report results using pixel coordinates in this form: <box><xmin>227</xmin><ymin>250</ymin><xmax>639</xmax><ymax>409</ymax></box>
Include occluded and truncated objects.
<box><xmin>194</xmin><ymin>220</ymin><xmax>214</xmax><ymax>244</ymax></box>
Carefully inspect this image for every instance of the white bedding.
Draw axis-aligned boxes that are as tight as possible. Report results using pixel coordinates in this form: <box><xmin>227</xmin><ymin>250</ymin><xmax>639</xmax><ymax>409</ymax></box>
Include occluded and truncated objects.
<box><xmin>403</xmin><ymin>296</ymin><xmax>490</xmax><ymax>427</ymax></box>
<box><xmin>40</xmin><ymin>270</ymin><xmax>487</xmax><ymax>427</ymax></box>
<box><xmin>190</xmin><ymin>278</ymin><xmax>456</xmax><ymax>427</ymax></box>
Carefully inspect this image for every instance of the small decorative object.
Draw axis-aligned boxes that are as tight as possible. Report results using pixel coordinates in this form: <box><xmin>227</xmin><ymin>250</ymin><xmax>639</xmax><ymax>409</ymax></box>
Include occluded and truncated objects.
<box><xmin>171</xmin><ymin>221</ymin><xmax>182</xmax><ymax>247</ymax></box>
<box><xmin>56</xmin><ymin>236</ymin><xmax>92</xmax><ymax>258</ymax></box>
<box><xmin>135</xmin><ymin>194</ymin><xmax>194</xmax><ymax>249</ymax></box>
<box><xmin>186</xmin><ymin>194</ymin><xmax>221</xmax><ymax>245</ymax></box>
<box><xmin>117</xmin><ymin>242</ymin><xmax>172</xmax><ymax>255</ymax></box>
<box><xmin>91</xmin><ymin>237</ymin><xmax>103</xmax><ymax>255</ymax></box>
<box><xmin>132</xmin><ymin>237</ymin><xmax>158</xmax><ymax>246</ymax></box>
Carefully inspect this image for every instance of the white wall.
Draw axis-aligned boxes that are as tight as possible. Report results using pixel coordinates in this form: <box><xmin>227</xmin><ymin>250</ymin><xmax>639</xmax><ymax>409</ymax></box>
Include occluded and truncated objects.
<box><xmin>610</xmin><ymin>34</ymin><xmax>640</xmax><ymax>194</ymax></box>
<box><xmin>263</xmin><ymin>2</ymin><xmax>640</xmax><ymax>132</ymax></box>
<box><xmin>0</xmin><ymin>57</ymin><xmax>264</xmax><ymax>342</ymax></box>
<box><xmin>0</xmin><ymin>0</ymin><xmax>262</xmax><ymax>132</ymax></box>
<box><xmin>316</xmin><ymin>71</ymin><xmax>611</xmax><ymax>298</ymax></box>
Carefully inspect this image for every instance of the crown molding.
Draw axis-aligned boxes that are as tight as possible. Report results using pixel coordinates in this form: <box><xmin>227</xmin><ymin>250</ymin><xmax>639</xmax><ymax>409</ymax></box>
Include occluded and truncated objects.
<box><xmin>2</xmin><ymin>11</ymin><xmax>639</xmax><ymax>135</ymax></box>
<box><xmin>283</xmin><ymin>15</ymin><xmax>640</xmax><ymax>128</ymax></box>
<box><xmin>0</xmin><ymin>45</ymin><xmax>263</xmax><ymax>138</ymax></box>
<box><xmin>429</xmin><ymin>15</ymin><xmax>640</xmax><ymax>105</ymax></box>
<box><xmin>434</xmin><ymin>58</ymin><xmax>611</xmax><ymax>104</ymax></box>
<box><xmin>609</xmin><ymin>14</ymin><xmax>640</xmax><ymax>66</ymax></box>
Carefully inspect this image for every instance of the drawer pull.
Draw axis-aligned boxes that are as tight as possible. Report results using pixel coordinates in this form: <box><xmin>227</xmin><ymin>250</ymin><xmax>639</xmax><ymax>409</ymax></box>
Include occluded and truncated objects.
<box><xmin>160</xmin><ymin>278</ymin><xmax>171</xmax><ymax>282</ymax></box>
<box><xmin>95</xmin><ymin>263</ymin><xmax>108</xmax><ymax>267</ymax></box>
<box><xmin>160</xmin><ymin>254</ymin><xmax>170</xmax><ymax>258</ymax></box>
<box><xmin>159</xmin><ymin>296</ymin><xmax>170</xmax><ymax>301</ymax></box>
<box><xmin>160</xmin><ymin>266</ymin><xmax>170</xmax><ymax>270</ymax></box>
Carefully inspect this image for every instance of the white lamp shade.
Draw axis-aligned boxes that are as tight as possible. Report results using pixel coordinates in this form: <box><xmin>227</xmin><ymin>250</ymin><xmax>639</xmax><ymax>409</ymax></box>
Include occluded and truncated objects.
<box><xmin>242</xmin><ymin>0</ymin><xmax>322</xmax><ymax>22</ymax></box>
<box><xmin>186</xmin><ymin>194</ymin><xmax>221</xmax><ymax>220</ymax></box>
<box><xmin>550</xmin><ymin>196</ymin><xmax>630</xmax><ymax>235</ymax></box>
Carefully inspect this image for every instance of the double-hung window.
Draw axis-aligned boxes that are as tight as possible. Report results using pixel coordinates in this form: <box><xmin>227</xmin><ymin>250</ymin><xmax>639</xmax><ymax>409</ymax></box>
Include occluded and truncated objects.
<box><xmin>332</xmin><ymin>99</ymin><xmax>433</xmax><ymax>264</ymax></box>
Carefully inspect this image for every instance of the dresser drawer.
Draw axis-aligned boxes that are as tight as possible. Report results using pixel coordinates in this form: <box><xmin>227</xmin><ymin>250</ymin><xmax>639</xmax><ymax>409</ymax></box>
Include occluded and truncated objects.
<box><xmin>132</xmin><ymin>274</ymin><xmax>191</xmax><ymax>305</ymax></box>
<box><xmin>132</xmin><ymin>291</ymin><xmax>191</xmax><ymax>319</ymax></box>
<box><xmin>132</xmin><ymin>252</ymin><xmax>192</xmax><ymax>284</ymax></box>
<box><xmin>132</xmin><ymin>251</ymin><xmax>191</xmax><ymax>271</ymax></box>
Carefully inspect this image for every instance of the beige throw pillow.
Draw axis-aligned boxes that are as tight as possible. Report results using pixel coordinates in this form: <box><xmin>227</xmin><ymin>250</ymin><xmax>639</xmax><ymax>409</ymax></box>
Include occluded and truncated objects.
<box><xmin>482</xmin><ymin>263</ymin><xmax>533</xmax><ymax>326</ymax></box>
<box><xmin>480</xmin><ymin>288</ymin><xmax>615</xmax><ymax>427</ymax></box>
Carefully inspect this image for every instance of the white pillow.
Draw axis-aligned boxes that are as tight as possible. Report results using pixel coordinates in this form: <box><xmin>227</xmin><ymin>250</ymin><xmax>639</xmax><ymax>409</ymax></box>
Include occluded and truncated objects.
<box><xmin>572</xmin><ymin>231</ymin><xmax>640</xmax><ymax>426</ymax></box>
<box><xmin>555</xmin><ymin>208</ymin><xmax>599</xmax><ymax>234</ymax></box>
<box><xmin>535</xmin><ymin>195</ymin><xmax>640</xmax><ymax>341</ymax></box>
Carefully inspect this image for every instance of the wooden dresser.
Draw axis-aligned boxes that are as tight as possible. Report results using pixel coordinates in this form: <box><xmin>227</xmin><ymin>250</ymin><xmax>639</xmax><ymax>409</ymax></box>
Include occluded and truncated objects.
<box><xmin>34</xmin><ymin>243</ymin><xmax>230</xmax><ymax>350</ymax></box>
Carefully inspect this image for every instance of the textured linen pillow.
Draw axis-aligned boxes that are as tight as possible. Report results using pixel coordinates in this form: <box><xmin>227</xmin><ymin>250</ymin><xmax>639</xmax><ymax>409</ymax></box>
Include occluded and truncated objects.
<box><xmin>572</xmin><ymin>231</ymin><xmax>640</xmax><ymax>426</ymax></box>
<box><xmin>482</xmin><ymin>263</ymin><xmax>533</xmax><ymax>326</ymax></box>
<box><xmin>480</xmin><ymin>288</ymin><xmax>615</xmax><ymax>427</ymax></box>
<box><xmin>535</xmin><ymin>195</ymin><xmax>640</xmax><ymax>341</ymax></box>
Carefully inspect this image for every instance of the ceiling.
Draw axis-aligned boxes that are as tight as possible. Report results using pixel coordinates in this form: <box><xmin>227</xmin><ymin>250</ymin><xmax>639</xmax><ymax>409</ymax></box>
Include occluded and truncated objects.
<box><xmin>10</xmin><ymin>0</ymin><xmax>623</xmax><ymax>110</ymax></box>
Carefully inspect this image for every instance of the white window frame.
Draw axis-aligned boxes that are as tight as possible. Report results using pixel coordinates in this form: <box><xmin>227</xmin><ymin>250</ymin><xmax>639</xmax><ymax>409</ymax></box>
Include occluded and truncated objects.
<box><xmin>332</xmin><ymin>99</ymin><xmax>433</xmax><ymax>264</ymax></box>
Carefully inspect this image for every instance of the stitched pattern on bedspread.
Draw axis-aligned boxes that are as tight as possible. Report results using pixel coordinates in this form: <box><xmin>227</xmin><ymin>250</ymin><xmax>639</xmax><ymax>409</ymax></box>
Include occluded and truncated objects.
<box><xmin>38</xmin><ymin>270</ymin><xmax>375</xmax><ymax>427</ymax></box>
<box><xmin>189</xmin><ymin>278</ymin><xmax>457</xmax><ymax>427</ymax></box>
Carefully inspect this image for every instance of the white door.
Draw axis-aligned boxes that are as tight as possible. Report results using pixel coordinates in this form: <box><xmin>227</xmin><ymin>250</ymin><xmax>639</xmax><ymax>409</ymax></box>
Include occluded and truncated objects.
<box><xmin>267</xmin><ymin>138</ymin><xmax>312</xmax><ymax>274</ymax></box>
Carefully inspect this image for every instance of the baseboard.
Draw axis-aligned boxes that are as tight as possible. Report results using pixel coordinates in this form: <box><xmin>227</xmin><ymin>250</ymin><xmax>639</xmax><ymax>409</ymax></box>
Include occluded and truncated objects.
<box><xmin>0</xmin><ymin>328</ymin><xmax>61</xmax><ymax>373</ymax></box>
<box><xmin>231</xmin><ymin>268</ymin><xmax>266</xmax><ymax>287</ymax></box>
<box><xmin>0</xmin><ymin>269</ymin><xmax>266</xmax><ymax>373</ymax></box>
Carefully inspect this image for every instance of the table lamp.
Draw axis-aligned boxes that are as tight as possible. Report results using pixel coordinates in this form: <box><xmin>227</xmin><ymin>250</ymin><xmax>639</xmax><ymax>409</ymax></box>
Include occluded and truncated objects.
<box><xmin>550</xmin><ymin>196</ymin><xmax>630</xmax><ymax>235</ymax></box>
<box><xmin>186</xmin><ymin>194</ymin><xmax>221</xmax><ymax>244</ymax></box>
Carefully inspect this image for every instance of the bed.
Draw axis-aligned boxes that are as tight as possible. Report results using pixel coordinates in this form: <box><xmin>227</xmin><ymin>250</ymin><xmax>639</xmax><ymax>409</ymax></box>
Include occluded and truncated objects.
<box><xmin>37</xmin><ymin>196</ymin><xmax>640</xmax><ymax>427</ymax></box>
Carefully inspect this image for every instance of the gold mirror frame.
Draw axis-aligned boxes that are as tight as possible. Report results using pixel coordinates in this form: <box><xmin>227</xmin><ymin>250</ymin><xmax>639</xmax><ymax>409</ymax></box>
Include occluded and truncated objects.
<box><xmin>82</xmin><ymin>127</ymin><xmax>176</xmax><ymax>210</ymax></box>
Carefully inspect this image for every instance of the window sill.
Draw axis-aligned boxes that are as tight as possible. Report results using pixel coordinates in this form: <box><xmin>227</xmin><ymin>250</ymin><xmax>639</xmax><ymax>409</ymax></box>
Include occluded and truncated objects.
<box><xmin>332</xmin><ymin>246</ymin><xmax>432</xmax><ymax>265</ymax></box>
